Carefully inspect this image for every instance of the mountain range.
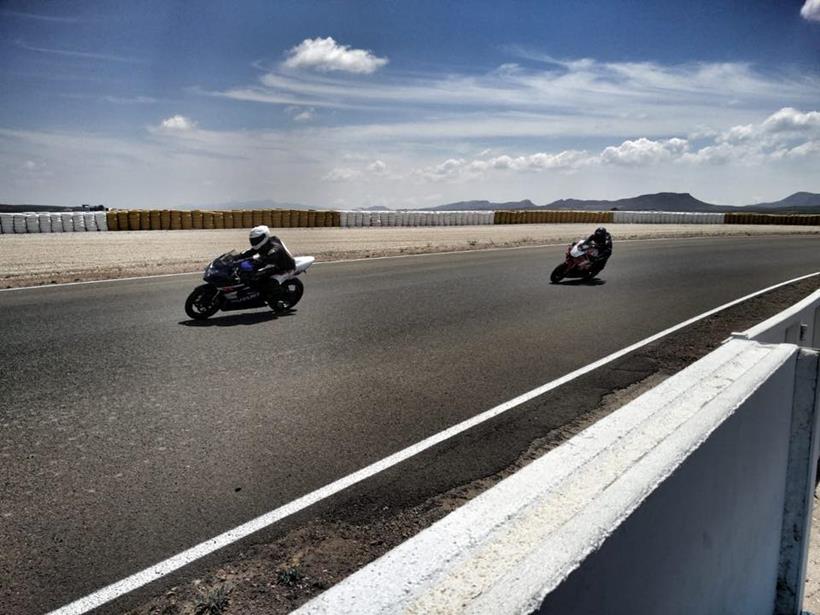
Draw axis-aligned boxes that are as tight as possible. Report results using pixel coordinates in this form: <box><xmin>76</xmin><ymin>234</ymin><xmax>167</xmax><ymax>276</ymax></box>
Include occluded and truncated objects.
<box><xmin>427</xmin><ymin>192</ymin><xmax>820</xmax><ymax>213</ymax></box>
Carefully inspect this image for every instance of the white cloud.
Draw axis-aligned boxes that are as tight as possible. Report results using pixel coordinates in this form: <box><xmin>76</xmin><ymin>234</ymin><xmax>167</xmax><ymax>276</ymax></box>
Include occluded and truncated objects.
<box><xmin>323</xmin><ymin>159</ymin><xmax>390</xmax><ymax>182</ymax></box>
<box><xmin>801</xmin><ymin>0</ymin><xmax>820</xmax><ymax>22</ymax></box>
<box><xmin>599</xmin><ymin>138</ymin><xmax>689</xmax><ymax>166</ymax></box>
<box><xmin>294</xmin><ymin>109</ymin><xmax>315</xmax><ymax>122</ymax></box>
<box><xmin>283</xmin><ymin>37</ymin><xmax>388</xmax><ymax>74</ymax></box>
<box><xmin>760</xmin><ymin>107</ymin><xmax>820</xmax><ymax>134</ymax></box>
<box><xmin>366</xmin><ymin>160</ymin><xmax>387</xmax><ymax>174</ymax></box>
<box><xmin>159</xmin><ymin>115</ymin><xmax>197</xmax><ymax>131</ymax></box>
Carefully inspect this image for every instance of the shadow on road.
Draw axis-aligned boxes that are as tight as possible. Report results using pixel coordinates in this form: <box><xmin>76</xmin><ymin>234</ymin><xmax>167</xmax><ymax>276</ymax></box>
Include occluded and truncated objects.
<box><xmin>553</xmin><ymin>278</ymin><xmax>607</xmax><ymax>286</ymax></box>
<box><xmin>179</xmin><ymin>309</ymin><xmax>296</xmax><ymax>327</ymax></box>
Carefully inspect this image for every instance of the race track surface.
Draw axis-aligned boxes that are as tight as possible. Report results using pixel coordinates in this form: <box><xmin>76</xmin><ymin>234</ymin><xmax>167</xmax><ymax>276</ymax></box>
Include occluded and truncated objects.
<box><xmin>2</xmin><ymin>235</ymin><xmax>820</xmax><ymax>614</ymax></box>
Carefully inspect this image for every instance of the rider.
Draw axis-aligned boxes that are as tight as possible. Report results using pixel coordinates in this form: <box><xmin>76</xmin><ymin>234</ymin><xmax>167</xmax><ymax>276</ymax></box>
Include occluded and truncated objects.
<box><xmin>237</xmin><ymin>225</ymin><xmax>296</xmax><ymax>299</ymax></box>
<box><xmin>579</xmin><ymin>227</ymin><xmax>613</xmax><ymax>262</ymax></box>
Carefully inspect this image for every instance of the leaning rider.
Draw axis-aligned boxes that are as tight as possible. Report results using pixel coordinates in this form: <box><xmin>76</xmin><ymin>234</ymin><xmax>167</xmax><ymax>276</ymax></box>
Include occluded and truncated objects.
<box><xmin>581</xmin><ymin>226</ymin><xmax>613</xmax><ymax>261</ymax></box>
<box><xmin>237</xmin><ymin>225</ymin><xmax>296</xmax><ymax>299</ymax></box>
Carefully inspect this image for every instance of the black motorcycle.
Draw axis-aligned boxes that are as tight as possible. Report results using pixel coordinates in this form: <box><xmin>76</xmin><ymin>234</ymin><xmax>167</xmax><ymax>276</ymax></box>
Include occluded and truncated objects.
<box><xmin>184</xmin><ymin>250</ymin><xmax>315</xmax><ymax>320</ymax></box>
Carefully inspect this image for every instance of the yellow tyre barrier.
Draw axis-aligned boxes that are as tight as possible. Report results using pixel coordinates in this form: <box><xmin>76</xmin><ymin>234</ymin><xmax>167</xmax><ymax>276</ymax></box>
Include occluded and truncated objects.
<box><xmin>191</xmin><ymin>210</ymin><xmax>204</xmax><ymax>229</ymax></box>
<box><xmin>252</xmin><ymin>210</ymin><xmax>264</xmax><ymax>226</ymax></box>
<box><xmin>181</xmin><ymin>210</ymin><xmax>193</xmax><ymax>230</ymax></box>
<box><xmin>149</xmin><ymin>210</ymin><xmax>162</xmax><ymax>230</ymax></box>
<box><xmin>240</xmin><ymin>210</ymin><xmax>253</xmax><ymax>228</ymax></box>
<box><xmin>222</xmin><ymin>211</ymin><xmax>233</xmax><ymax>229</ymax></box>
<box><xmin>202</xmin><ymin>211</ymin><xmax>214</xmax><ymax>229</ymax></box>
<box><xmin>298</xmin><ymin>210</ymin><xmax>308</xmax><ymax>227</ymax></box>
<box><xmin>106</xmin><ymin>211</ymin><xmax>119</xmax><ymax>231</ymax></box>
<box><xmin>160</xmin><ymin>210</ymin><xmax>171</xmax><ymax>229</ymax></box>
<box><xmin>271</xmin><ymin>210</ymin><xmax>282</xmax><ymax>227</ymax></box>
<box><xmin>127</xmin><ymin>210</ymin><xmax>140</xmax><ymax>230</ymax></box>
<box><xmin>213</xmin><ymin>212</ymin><xmax>224</xmax><ymax>229</ymax></box>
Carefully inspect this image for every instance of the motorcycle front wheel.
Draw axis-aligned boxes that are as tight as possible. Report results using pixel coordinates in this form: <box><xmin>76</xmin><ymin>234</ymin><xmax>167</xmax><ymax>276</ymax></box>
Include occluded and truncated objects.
<box><xmin>269</xmin><ymin>277</ymin><xmax>304</xmax><ymax>313</ymax></box>
<box><xmin>184</xmin><ymin>284</ymin><xmax>222</xmax><ymax>320</ymax></box>
<box><xmin>550</xmin><ymin>263</ymin><xmax>568</xmax><ymax>284</ymax></box>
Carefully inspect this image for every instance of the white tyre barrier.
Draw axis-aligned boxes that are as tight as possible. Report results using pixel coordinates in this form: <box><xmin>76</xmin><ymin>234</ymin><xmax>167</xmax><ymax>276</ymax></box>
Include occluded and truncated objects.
<box><xmin>50</xmin><ymin>213</ymin><xmax>64</xmax><ymax>232</ymax></box>
<box><xmin>38</xmin><ymin>213</ymin><xmax>52</xmax><ymax>233</ymax></box>
<box><xmin>83</xmin><ymin>212</ymin><xmax>97</xmax><ymax>231</ymax></box>
<box><xmin>72</xmin><ymin>212</ymin><xmax>86</xmax><ymax>231</ymax></box>
<box><xmin>339</xmin><ymin>211</ymin><xmax>349</xmax><ymax>227</ymax></box>
<box><xmin>13</xmin><ymin>214</ymin><xmax>27</xmax><ymax>233</ymax></box>
<box><xmin>60</xmin><ymin>213</ymin><xmax>74</xmax><ymax>232</ymax></box>
<box><xmin>0</xmin><ymin>213</ymin><xmax>13</xmax><ymax>234</ymax></box>
<box><xmin>25</xmin><ymin>214</ymin><xmax>39</xmax><ymax>233</ymax></box>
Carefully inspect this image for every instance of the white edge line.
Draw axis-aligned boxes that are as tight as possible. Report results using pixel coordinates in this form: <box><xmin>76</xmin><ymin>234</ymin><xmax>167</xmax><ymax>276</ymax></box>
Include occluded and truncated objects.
<box><xmin>2</xmin><ymin>233</ymin><xmax>812</xmax><ymax>293</ymax></box>
<box><xmin>47</xmin><ymin>269</ymin><xmax>820</xmax><ymax>615</ymax></box>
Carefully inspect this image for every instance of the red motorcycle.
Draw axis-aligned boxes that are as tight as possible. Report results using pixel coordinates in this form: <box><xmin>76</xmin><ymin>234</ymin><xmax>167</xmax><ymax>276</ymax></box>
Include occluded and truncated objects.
<box><xmin>550</xmin><ymin>240</ymin><xmax>609</xmax><ymax>283</ymax></box>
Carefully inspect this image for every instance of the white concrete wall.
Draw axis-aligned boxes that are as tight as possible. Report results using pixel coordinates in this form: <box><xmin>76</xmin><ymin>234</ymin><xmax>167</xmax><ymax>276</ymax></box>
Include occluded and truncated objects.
<box><xmin>613</xmin><ymin>211</ymin><xmax>725</xmax><ymax>224</ymax></box>
<box><xmin>333</xmin><ymin>210</ymin><xmax>495</xmax><ymax>227</ymax></box>
<box><xmin>737</xmin><ymin>288</ymin><xmax>820</xmax><ymax>348</ymax></box>
<box><xmin>297</xmin><ymin>338</ymin><xmax>820</xmax><ymax>615</ymax></box>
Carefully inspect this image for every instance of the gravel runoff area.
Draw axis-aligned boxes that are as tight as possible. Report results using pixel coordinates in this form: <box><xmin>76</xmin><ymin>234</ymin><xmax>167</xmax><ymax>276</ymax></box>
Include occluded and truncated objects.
<box><xmin>0</xmin><ymin>223</ymin><xmax>818</xmax><ymax>288</ymax></box>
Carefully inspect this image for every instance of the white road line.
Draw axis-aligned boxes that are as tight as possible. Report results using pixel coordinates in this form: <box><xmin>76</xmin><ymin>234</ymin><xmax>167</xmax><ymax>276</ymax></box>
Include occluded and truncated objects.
<box><xmin>2</xmin><ymin>233</ymin><xmax>813</xmax><ymax>292</ymax></box>
<box><xmin>47</xmin><ymin>270</ymin><xmax>820</xmax><ymax>615</ymax></box>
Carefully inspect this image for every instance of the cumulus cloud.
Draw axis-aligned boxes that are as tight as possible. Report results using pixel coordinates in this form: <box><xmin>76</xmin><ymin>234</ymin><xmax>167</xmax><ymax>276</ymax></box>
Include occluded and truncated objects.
<box><xmin>760</xmin><ymin>107</ymin><xmax>820</xmax><ymax>133</ymax></box>
<box><xmin>801</xmin><ymin>0</ymin><xmax>820</xmax><ymax>22</ymax></box>
<box><xmin>599</xmin><ymin>138</ymin><xmax>689</xmax><ymax>166</ymax></box>
<box><xmin>410</xmin><ymin>108</ymin><xmax>819</xmax><ymax>179</ymax></box>
<box><xmin>283</xmin><ymin>37</ymin><xmax>388</xmax><ymax>74</ymax></box>
<box><xmin>159</xmin><ymin>115</ymin><xmax>197</xmax><ymax>131</ymax></box>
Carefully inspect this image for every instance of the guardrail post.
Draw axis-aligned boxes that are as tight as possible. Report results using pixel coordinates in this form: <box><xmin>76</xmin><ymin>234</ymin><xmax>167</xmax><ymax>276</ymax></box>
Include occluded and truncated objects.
<box><xmin>776</xmin><ymin>349</ymin><xmax>820</xmax><ymax>614</ymax></box>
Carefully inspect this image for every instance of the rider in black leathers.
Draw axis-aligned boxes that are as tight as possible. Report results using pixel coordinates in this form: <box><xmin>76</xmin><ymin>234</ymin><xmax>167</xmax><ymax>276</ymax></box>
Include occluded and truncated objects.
<box><xmin>580</xmin><ymin>227</ymin><xmax>613</xmax><ymax>263</ymax></box>
<box><xmin>237</xmin><ymin>225</ymin><xmax>296</xmax><ymax>300</ymax></box>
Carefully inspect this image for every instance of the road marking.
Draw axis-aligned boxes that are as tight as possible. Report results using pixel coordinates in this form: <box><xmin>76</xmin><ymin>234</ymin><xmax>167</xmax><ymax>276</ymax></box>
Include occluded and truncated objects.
<box><xmin>2</xmin><ymin>233</ymin><xmax>815</xmax><ymax>292</ymax></box>
<box><xmin>48</xmin><ymin>270</ymin><xmax>820</xmax><ymax>615</ymax></box>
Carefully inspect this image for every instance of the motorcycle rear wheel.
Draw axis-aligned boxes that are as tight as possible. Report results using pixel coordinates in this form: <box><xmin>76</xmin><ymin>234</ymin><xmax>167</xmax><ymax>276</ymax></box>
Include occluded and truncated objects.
<box><xmin>550</xmin><ymin>263</ymin><xmax>568</xmax><ymax>284</ymax></box>
<box><xmin>185</xmin><ymin>285</ymin><xmax>222</xmax><ymax>320</ymax></box>
<box><xmin>269</xmin><ymin>277</ymin><xmax>304</xmax><ymax>313</ymax></box>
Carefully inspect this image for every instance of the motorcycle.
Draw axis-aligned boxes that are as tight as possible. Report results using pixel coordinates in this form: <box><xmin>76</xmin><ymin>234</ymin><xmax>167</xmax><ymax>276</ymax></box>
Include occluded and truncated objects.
<box><xmin>550</xmin><ymin>240</ymin><xmax>609</xmax><ymax>283</ymax></box>
<box><xmin>184</xmin><ymin>250</ymin><xmax>315</xmax><ymax>320</ymax></box>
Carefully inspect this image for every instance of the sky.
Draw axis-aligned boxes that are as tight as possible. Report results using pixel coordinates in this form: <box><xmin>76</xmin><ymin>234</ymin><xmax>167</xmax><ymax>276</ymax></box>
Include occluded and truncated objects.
<box><xmin>1</xmin><ymin>0</ymin><xmax>819</xmax><ymax>209</ymax></box>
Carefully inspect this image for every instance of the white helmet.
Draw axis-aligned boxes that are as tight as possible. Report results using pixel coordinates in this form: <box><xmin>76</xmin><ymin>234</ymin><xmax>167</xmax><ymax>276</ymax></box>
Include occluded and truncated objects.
<box><xmin>249</xmin><ymin>225</ymin><xmax>272</xmax><ymax>250</ymax></box>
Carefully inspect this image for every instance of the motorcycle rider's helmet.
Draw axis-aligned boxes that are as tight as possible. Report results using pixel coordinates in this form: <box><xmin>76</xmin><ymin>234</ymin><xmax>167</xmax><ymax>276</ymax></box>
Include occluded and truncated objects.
<box><xmin>593</xmin><ymin>227</ymin><xmax>608</xmax><ymax>244</ymax></box>
<box><xmin>249</xmin><ymin>225</ymin><xmax>272</xmax><ymax>251</ymax></box>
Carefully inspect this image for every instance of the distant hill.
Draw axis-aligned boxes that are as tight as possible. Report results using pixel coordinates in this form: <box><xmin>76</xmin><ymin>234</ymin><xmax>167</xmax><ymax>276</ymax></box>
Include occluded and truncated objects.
<box><xmin>745</xmin><ymin>192</ymin><xmax>820</xmax><ymax>213</ymax></box>
<box><xmin>0</xmin><ymin>204</ymin><xmax>78</xmax><ymax>213</ymax></box>
<box><xmin>426</xmin><ymin>192</ymin><xmax>820</xmax><ymax>214</ymax></box>
<box><xmin>545</xmin><ymin>192</ymin><xmax>726</xmax><ymax>212</ymax></box>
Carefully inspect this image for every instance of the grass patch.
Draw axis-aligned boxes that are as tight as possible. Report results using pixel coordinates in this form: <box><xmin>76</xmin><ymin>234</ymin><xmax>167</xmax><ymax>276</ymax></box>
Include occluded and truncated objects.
<box><xmin>193</xmin><ymin>585</ymin><xmax>230</xmax><ymax>615</ymax></box>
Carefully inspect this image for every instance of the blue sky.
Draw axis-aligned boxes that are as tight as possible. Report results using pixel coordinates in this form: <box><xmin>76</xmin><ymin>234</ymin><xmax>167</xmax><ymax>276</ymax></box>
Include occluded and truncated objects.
<box><xmin>1</xmin><ymin>0</ymin><xmax>819</xmax><ymax>208</ymax></box>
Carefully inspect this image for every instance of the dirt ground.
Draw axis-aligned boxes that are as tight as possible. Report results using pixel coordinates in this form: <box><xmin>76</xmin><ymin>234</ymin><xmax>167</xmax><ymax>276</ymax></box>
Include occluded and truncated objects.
<box><xmin>1</xmin><ymin>223</ymin><xmax>818</xmax><ymax>288</ymax></box>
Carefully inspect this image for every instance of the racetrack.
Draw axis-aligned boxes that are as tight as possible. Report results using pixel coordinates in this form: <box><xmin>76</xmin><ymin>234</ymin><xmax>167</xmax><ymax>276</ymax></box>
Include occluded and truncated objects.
<box><xmin>2</xmin><ymin>235</ymin><xmax>820</xmax><ymax>614</ymax></box>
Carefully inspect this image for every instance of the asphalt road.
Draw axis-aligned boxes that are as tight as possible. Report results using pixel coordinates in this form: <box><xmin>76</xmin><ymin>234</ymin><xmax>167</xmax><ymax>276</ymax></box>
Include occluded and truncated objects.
<box><xmin>2</xmin><ymin>235</ymin><xmax>820</xmax><ymax>614</ymax></box>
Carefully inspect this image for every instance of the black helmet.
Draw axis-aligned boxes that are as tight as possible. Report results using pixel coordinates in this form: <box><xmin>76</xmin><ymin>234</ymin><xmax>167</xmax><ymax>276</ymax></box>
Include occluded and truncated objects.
<box><xmin>594</xmin><ymin>227</ymin><xmax>608</xmax><ymax>242</ymax></box>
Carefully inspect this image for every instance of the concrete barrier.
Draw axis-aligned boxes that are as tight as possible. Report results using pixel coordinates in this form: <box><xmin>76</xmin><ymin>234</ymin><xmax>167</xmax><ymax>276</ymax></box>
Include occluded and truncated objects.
<box><xmin>734</xmin><ymin>289</ymin><xmax>820</xmax><ymax>348</ymax></box>
<box><xmin>298</xmin><ymin>320</ymin><xmax>820</xmax><ymax>613</ymax></box>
